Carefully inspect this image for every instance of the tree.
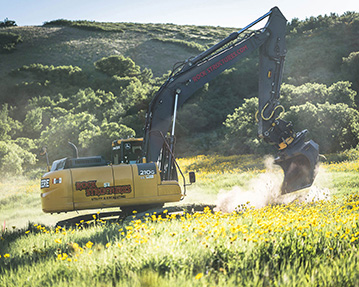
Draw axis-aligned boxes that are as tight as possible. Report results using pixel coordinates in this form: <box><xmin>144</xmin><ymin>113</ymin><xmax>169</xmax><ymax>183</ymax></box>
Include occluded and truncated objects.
<box><xmin>68</xmin><ymin>88</ymin><xmax>117</xmax><ymax>120</ymax></box>
<box><xmin>342</xmin><ymin>51</ymin><xmax>359</xmax><ymax>93</ymax></box>
<box><xmin>39</xmin><ymin>112</ymin><xmax>100</xmax><ymax>160</ymax></box>
<box><xmin>39</xmin><ymin>112</ymin><xmax>136</xmax><ymax>161</ymax></box>
<box><xmin>0</xmin><ymin>18</ymin><xmax>17</xmax><ymax>27</ymax></box>
<box><xmin>280</xmin><ymin>83</ymin><xmax>327</xmax><ymax>107</ymax></box>
<box><xmin>23</xmin><ymin>108</ymin><xmax>43</xmax><ymax>138</ymax></box>
<box><xmin>0</xmin><ymin>141</ymin><xmax>36</xmax><ymax>175</ymax></box>
<box><xmin>0</xmin><ymin>104</ymin><xmax>22</xmax><ymax>140</ymax></box>
<box><xmin>280</xmin><ymin>81</ymin><xmax>357</xmax><ymax>108</ymax></box>
<box><xmin>224</xmin><ymin>97</ymin><xmax>271</xmax><ymax>154</ymax></box>
<box><xmin>117</xmin><ymin>78</ymin><xmax>151</xmax><ymax>110</ymax></box>
<box><xmin>284</xmin><ymin>102</ymin><xmax>359</xmax><ymax>153</ymax></box>
<box><xmin>224</xmin><ymin>92</ymin><xmax>359</xmax><ymax>155</ymax></box>
<box><xmin>80</xmin><ymin>121</ymin><xmax>135</xmax><ymax>159</ymax></box>
<box><xmin>327</xmin><ymin>81</ymin><xmax>357</xmax><ymax>108</ymax></box>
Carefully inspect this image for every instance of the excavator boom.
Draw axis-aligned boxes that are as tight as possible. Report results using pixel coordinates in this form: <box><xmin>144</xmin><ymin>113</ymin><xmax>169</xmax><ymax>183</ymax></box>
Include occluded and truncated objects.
<box><xmin>143</xmin><ymin>6</ymin><xmax>319</xmax><ymax>194</ymax></box>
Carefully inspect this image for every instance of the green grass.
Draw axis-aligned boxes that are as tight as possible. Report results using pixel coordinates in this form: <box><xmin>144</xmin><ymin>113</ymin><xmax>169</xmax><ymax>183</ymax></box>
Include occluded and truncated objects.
<box><xmin>1</xmin><ymin>158</ymin><xmax>359</xmax><ymax>286</ymax></box>
<box><xmin>331</xmin><ymin>172</ymin><xmax>359</xmax><ymax>192</ymax></box>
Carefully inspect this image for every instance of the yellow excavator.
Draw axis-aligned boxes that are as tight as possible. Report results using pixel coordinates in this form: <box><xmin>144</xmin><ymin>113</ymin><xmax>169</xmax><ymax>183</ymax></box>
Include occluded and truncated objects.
<box><xmin>40</xmin><ymin>7</ymin><xmax>319</xmax><ymax>216</ymax></box>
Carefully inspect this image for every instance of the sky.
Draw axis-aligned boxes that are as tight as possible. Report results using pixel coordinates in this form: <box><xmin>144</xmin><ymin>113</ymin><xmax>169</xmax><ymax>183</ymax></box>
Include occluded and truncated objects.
<box><xmin>2</xmin><ymin>0</ymin><xmax>358</xmax><ymax>28</ymax></box>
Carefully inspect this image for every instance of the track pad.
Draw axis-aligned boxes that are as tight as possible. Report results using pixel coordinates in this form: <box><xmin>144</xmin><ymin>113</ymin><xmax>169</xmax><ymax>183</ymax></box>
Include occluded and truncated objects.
<box><xmin>275</xmin><ymin>138</ymin><xmax>319</xmax><ymax>194</ymax></box>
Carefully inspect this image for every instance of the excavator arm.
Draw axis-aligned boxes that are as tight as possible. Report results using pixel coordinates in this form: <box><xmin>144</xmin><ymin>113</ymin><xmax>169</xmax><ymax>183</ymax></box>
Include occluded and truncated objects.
<box><xmin>143</xmin><ymin>7</ymin><xmax>319</xmax><ymax>194</ymax></box>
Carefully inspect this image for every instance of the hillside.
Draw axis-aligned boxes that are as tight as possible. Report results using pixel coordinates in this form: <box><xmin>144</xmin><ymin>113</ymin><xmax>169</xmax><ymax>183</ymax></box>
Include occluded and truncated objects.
<box><xmin>0</xmin><ymin>23</ymin><xmax>233</xmax><ymax>78</ymax></box>
<box><xmin>0</xmin><ymin>12</ymin><xmax>358</xmax><ymax>174</ymax></box>
<box><xmin>1</xmin><ymin>14</ymin><xmax>358</xmax><ymax>84</ymax></box>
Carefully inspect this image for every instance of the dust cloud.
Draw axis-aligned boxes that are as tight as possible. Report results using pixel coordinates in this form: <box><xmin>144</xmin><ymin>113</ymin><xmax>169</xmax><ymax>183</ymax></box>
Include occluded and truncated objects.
<box><xmin>214</xmin><ymin>156</ymin><xmax>329</xmax><ymax>213</ymax></box>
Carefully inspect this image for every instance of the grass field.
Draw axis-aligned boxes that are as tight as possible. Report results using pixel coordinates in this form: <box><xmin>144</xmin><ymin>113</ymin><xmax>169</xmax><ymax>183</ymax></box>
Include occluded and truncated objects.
<box><xmin>1</xmin><ymin>155</ymin><xmax>359</xmax><ymax>286</ymax></box>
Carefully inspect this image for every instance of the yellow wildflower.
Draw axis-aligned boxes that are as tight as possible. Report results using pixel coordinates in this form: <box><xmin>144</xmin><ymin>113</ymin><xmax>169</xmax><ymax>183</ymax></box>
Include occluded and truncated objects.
<box><xmin>195</xmin><ymin>273</ymin><xmax>203</xmax><ymax>280</ymax></box>
<box><xmin>230</xmin><ymin>235</ymin><xmax>238</xmax><ymax>242</ymax></box>
<box><xmin>86</xmin><ymin>241</ymin><xmax>94</xmax><ymax>249</ymax></box>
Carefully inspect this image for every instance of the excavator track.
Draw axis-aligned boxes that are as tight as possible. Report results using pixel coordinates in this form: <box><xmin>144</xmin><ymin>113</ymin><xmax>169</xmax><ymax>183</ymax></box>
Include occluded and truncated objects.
<box><xmin>55</xmin><ymin>204</ymin><xmax>216</xmax><ymax>227</ymax></box>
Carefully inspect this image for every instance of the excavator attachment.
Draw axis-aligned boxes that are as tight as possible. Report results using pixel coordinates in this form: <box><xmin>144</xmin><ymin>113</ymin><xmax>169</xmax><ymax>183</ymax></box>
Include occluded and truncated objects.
<box><xmin>274</xmin><ymin>133</ymin><xmax>319</xmax><ymax>194</ymax></box>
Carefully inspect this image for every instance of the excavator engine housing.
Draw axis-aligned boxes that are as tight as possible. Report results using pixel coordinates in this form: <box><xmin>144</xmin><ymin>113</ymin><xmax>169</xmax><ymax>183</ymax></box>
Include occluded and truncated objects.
<box><xmin>41</xmin><ymin>139</ymin><xmax>182</xmax><ymax>213</ymax></box>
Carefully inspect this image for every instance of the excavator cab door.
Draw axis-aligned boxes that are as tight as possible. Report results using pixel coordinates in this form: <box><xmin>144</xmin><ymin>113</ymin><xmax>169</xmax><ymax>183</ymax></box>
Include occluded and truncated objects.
<box><xmin>112</xmin><ymin>138</ymin><xmax>143</xmax><ymax>164</ymax></box>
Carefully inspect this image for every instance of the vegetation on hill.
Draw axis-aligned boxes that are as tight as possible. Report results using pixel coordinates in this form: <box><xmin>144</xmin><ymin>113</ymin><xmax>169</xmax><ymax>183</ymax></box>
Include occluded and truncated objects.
<box><xmin>0</xmin><ymin>32</ymin><xmax>22</xmax><ymax>52</ymax></box>
<box><xmin>0</xmin><ymin>18</ymin><xmax>17</xmax><ymax>28</ymax></box>
<box><xmin>0</xmin><ymin>11</ymin><xmax>358</xmax><ymax>174</ymax></box>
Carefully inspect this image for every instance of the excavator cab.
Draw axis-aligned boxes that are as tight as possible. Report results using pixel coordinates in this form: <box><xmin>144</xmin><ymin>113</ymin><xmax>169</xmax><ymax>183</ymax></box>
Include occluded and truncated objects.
<box><xmin>112</xmin><ymin>138</ymin><xmax>143</xmax><ymax>164</ymax></box>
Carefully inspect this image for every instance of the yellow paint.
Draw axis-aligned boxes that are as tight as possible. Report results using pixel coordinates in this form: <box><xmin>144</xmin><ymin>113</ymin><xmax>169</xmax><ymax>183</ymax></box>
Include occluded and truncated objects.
<box><xmin>40</xmin><ymin>169</ymin><xmax>74</xmax><ymax>213</ymax></box>
<box><xmin>41</xmin><ymin>163</ymin><xmax>182</xmax><ymax>213</ymax></box>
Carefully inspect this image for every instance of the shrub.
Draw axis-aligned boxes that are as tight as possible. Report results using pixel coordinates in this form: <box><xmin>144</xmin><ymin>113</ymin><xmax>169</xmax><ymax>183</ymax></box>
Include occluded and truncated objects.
<box><xmin>11</xmin><ymin>64</ymin><xmax>85</xmax><ymax>85</ymax></box>
<box><xmin>0</xmin><ymin>31</ymin><xmax>22</xmax><ymax>52</ymax></box>
<box><xmin>94</xmin><ymin>55</ymin><xmax>141</xmax><ymax>77</ymax></box>
<box><xmin>43</xmin><ymin>19</ymin><xmax>72</xmax><ymax>27</ymax></box>
<box><xmin>152</xmin><ymin>37</ymin><xmax>205</xmax><ymax>52</ymax></box>
<box><xmin>0</xmin><ymin>18</ymin><xmax>17</xmax><ymax>28</ymax></box>
<box><xmin>43</xmin><ymin>19</ymin><xmax>125</xmax><ymax>32</ymax></box>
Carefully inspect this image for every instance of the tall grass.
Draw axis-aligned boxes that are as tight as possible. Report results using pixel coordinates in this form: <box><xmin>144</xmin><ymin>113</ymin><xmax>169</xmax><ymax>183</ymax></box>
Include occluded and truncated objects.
<box><xmin>0</xmin><ymin>157</ymin><xmax>359</xmax><ymax>286</ymax></box>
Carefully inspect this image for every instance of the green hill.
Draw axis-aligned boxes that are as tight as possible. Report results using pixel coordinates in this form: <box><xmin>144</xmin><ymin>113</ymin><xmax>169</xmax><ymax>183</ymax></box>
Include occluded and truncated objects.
<box><xmin>0</xmin><ymin>12</ymin><xmax>358</xmax><ymax>174</ymax></box>
<box><xmin>0</xmin><ymin>22</ymin><xmax>232</xmax><ymax>78</ymax></box>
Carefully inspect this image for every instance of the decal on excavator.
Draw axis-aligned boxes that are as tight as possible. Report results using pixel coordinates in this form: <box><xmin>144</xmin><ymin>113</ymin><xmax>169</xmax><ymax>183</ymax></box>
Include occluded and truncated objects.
<box><xmin>137</xmin><ymin>163</ymin><xmax>157</xmax><ymax>180</ymax></box>
<box><xmin>192</xmin><ymin>45</ymin><xmax>248</xmax><ymax>82</ymax></box>
<box><xmin>41</xmin><ymin>178</ymin><xmax>50</xmax><ymax>189</ymax></box>
<box><xmin>75</xmin><ymin>180</ymin><xmax>132</xmax><ymax>197</ymax></box>
<box><xmin>137</xmin><ymin>163</ymin><xmax>157</xmax><ymax>176</ymax></box>
<box><xmin>53</xmin><ymin>178</ymin><xmax>62</xmax><ymax>184</ymax></box>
